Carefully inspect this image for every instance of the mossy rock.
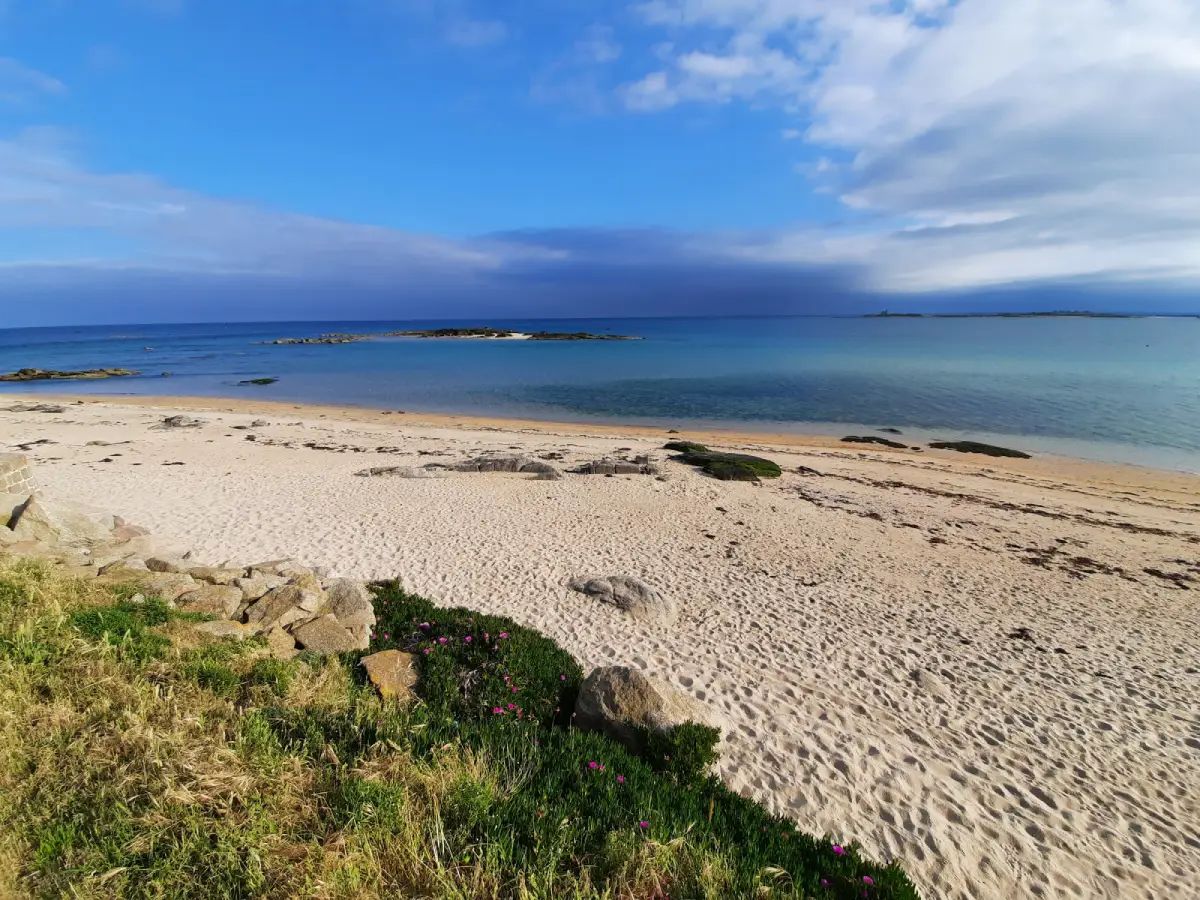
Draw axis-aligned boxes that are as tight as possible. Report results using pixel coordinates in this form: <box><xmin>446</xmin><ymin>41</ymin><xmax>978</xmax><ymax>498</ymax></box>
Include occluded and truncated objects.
<box><xmin>842</xmin><ymin>435</ymin><xmax>907</xmax><ymax>449</ymax></box>
<box><xmin>929</xmin><ymin>440</ymin><xmax>1031</xmax><ymax>459</ymax></box>
<box><xmin>666</xmin><ymin>445</ymin><xmax>782</xmax><ymax>480</ymax></box>
<box><xmin>663</xmin><ymin>441</ymin><xmax>709</xmax><ymax>454</ymax></box>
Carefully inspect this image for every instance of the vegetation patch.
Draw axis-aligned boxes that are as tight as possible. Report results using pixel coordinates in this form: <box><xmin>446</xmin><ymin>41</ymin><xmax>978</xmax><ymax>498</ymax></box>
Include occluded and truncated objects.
<box><xmin>842</xmin><ymin>435</ymin><xmax>908</xmax><ymax>450</ymax></box>
<box><xmin>0</xmin><ymin>558</ymin><xmax>919</xmax><ymax>900</ymax></box>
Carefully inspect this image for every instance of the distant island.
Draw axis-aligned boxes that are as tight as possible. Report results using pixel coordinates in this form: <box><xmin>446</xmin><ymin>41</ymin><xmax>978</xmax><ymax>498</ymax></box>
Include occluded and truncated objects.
<box><xmin>864</xmin><ymin>310</ymin><xmax>1145</xmax><ymax>319</ymax></box>
<box><xmin>259</xmin><ymin>327</ymin><xmax>640</xmax><ymax>345</ymax></box>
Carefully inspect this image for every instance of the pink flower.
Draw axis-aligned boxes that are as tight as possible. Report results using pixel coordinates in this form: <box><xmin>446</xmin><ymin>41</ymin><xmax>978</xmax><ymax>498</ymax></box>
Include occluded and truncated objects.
<box><xmin>464</xmin><ymin>636</ymin><xmax>472</xmax><ymax>643</ymax></box>
<box><xmin>382</xmin><ymin>634</ymin><xmax>389</xmax><ymax>640</ymax></box>
<box><xmin>863</xmin><ymin>876</ymin><xmax>873</xmax><ymax>885</ymax></box>
<box><xmin>512</xmin><ymin>686</ymin><xmax>518</xmax><ymax>693</ymax></box>
<box><xmin>638</xmin><ymin>821</ymin><xmax>649</xmax><ymax>829</ymax></box>
<box><xmin>821</xmin><ymin>879</ymin><xmax>830</xmax><ymax>888</ymax></box>
<box><xmin>832</xmin><ymin>845</ymin><xmax>845</xmax><ymax>856</ymax></box>
<box><xmin>438</xmin><ymin>637</ymin><xmax>448</xmax><ymax>644</ymax></box>
<box><xmin>422</xmin><ymin>648</ymin><xmax>431</xmax><ymax>655</ymax></box>
<box><xmin>588</xmin><ymin>761</ymin><xmax>598</xmax><ymax>769</ymax></box>
<box><xmin>560</xmin><ymin>675</ymin><xmax>566</xmax><ymax>680</ymax></box>
<box><xmin>499</xmin><ymin>632</ymin><xmax>509</xmax><ymax>639</ymax></box>
<box><xmin>507</xmin><ymin>703</ymin><xmax>516</xmax><ymax>710</ymax></box>
<box><xmin>617</xmin><ymin>776</ymin><xmax>625</xmax><ymax>783</ymax></box>
<box><xmin>493</xmin><ymin>707</ymin><xmax>503</xmax><ymax>714</ymax></box>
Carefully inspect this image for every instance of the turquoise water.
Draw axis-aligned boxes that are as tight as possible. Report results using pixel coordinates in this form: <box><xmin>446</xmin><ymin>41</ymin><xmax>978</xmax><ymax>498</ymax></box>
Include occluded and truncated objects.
<box><xmin>2</xmin><ymin>317</ymin><xmax>1199</xmax><ymax>471</ymax></box>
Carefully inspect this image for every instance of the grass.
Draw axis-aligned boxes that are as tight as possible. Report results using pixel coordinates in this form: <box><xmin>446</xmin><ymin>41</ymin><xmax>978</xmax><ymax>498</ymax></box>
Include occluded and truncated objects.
<box><xmin>0</xmin><ymin>558</ymin><xmax>920</xmax><ymax>899</ymax></box>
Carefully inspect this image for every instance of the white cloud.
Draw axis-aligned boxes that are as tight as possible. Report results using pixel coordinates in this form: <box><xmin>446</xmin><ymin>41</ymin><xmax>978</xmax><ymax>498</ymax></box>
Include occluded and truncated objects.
<box><xmin>624</xmin><ymin>0</ymin><xmax>1200</xmax><ymax>290</ymax></box>
<box><xmin>444</xmin><ymin>18</ymin><xmax>507</xmax><ymax>47</ymax></box>
<box><xmin>0</xmin><ymin>57</ymin><xmax>66</xmax><ymax>104</ymax></box>
<box><xmin>0</xmin><ymin>128</ymin><xmax>555</xmax><ymax>280</ymax></box>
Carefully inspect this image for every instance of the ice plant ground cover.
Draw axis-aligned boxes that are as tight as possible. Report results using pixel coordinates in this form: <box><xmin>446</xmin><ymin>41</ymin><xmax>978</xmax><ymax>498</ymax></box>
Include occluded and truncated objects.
<box><xmin>0</xmin><ymin>560</ymin><xmax>920</xmax><ymax>899</ymax></box>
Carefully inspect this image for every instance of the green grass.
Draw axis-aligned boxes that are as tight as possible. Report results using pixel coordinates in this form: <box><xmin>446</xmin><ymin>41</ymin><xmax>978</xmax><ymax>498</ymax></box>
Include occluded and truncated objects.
<box><xmin>0</xmin><ymin>558</ymin><xmax>920</xmax><ymax>900</ymax></box>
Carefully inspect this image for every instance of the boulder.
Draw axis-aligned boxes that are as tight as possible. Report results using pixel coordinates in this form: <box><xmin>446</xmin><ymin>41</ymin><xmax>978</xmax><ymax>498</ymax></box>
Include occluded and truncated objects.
<box><xmin>110</xmin><ymin>524</ymin><xmax>151</xmax><ymax>542</ymax></box>
<box><xmin>192</xmin><ymin>620</ymin><xmax>256</xmax><ymax>641</ymax></box>
<box><xmin>274</xmin><ymin>561</ymin><xmax>314</xmax><ymax>580</ymax></box>
<box><xmin>325</xmin><ymin>579</ymin><xmax>375</xmax><ymax>629</ymax></box>
<box><xmin>7</xmin><ymin>496</ymin><xmax>114</xmax><ymax>546</ymax></box>
<box><xmin>292</xmin><ymin>614</ymin><xmax>362</xmax><ymax>654</ymax></box>
<box><xmin>100</xmin><ymin>557</ymin><xmax>150</xmax><ymax>575</ymax></box>
<box><xmin>155</xmin><ymin>415</ymin><xmax>204</xmax><ymax>429</ymax></box>
<box><xmin>146</xmin><ymin>556</ymin><xmax>189</xmax><ymax>574</ymax></box>
<box><xmin>457</xmin><ymin>456</ymin><xmax>559</xmax><ymax>476</ymax></box>
<box><xmin>534</xmin><ymin>468</ymin><xmax>562</xmax><ymax>481</ymax></box>
<box><xmin>574</xmin><ymin>666</ymin><xmax>715</xmax><ymax>752</ymax></box>
<box><xmin>139</xmin><ymin>572</ymin><xmax>199</xmax><ymax>601</ymax></box>
<box><xmin>360</xmin><ymin>650</ymin><xmax>417</xmax><ymax>701</ymax></box>
<box><xmin>567</xmin><ymin>575</ymin><xmax>675</xmax><ymax>620</ymax></box>
<box><xmin>266</xmin><ymin>629</ymin><xmax>298</xmax><ymax>660</ymax></box>
<box><xmin>234</xmin><ymin>574</ymin><xmax>280</xmax><ymax>601</ymax></box>
<box><xmin>188</xmin><ymin>566</ymin><xmax>242</xmax><ymax>585</ymax></box>
<box><xmin>176</xmin><ymin>584</ymin><xmax>243</xmax><ymax>618</ymax></box>
<box><xmin>245</xmin><ymin>584</ymin><xmax>320</xmax><ymax>631</ymax></box>
<box><xmin>245</xmin><ymin>558</ymin><xmax>297</xmax><ymax>576</ymax></box>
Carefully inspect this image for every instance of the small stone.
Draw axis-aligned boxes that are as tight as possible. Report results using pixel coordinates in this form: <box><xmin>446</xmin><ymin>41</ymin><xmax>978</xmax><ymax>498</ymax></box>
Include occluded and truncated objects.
<box><xmin>146</xmin><ymin>556</ymin><xmax>189</xmax><ymax>574</ymax></box>
<box><xmin>192</xmin><ymin>620</ymin><xmax>255</xmax><ymax>641</ymax></box>
<box><xmin>138</xmin><ymin>572</ymin><xmax>199</xmax><ymax>601</ymax></box>
<box><xmin>176</xmin><ymin>584</ymin><xmax>243</xmax><ymax>618</ymax></box>
<box><xmin>291</xmin><ymin>614</ymin><xmax>361</xmax><ymax>654</ymax></box>
<box><xmin>360</xmin><ymin>650</ymin><xmax>417</xmax><ymax>700</ymax></box>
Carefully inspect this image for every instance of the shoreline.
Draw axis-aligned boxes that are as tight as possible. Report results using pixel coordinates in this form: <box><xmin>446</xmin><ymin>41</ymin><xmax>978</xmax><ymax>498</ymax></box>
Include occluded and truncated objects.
<box><xmin>3</xmin><ymin>391</ymin><xmax>1199</xmax><ymax>899</ymax></box>
<box><xmin>6</xmin><ymin>390</ymin><xmax>1200</xmax><ymax>500</ymax></box>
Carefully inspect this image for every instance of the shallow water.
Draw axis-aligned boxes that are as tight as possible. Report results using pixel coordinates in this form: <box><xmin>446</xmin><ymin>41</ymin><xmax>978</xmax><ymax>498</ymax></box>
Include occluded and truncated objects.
<box><xmin>2</xmin><ymin>316</ymin><xmax>1198</xmax><ymax>471</ymax></box>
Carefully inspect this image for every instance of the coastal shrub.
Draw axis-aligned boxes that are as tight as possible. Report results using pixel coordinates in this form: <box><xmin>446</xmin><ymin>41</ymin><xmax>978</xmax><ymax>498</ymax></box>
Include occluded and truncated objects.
<box><xmin>0</xmin><ymin>560</ymin><xmax>920</xmax><ymax>900</ymax></box>
<box><xmin>663</xmin><ymin>442</ymin><xmax>783</xmax><ymax>480</ymax></box>
<box><xmin>368</xmin><ymin>581</ymin><xmax>584</xmax><ymax>728</ymax></box>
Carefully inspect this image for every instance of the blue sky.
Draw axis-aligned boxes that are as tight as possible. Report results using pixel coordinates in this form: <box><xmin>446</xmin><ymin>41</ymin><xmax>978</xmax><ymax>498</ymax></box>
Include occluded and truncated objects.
<box><xmin>2</xmin><ymin>0</ymin><xmax>1199</xmax><ymax>324</ymax></box>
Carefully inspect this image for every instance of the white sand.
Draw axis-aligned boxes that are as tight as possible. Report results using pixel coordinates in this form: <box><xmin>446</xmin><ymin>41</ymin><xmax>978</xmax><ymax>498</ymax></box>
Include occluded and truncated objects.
<box><xmin>4</xmin><ymin>394</ymin><xmax>1199</xmax><ymax>900</ymax></box>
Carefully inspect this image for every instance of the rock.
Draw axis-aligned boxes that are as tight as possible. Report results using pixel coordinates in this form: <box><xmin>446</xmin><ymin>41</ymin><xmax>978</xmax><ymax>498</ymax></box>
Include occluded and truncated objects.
<box><xmin>188</xmin><ymin>566</ymin><xmax>242</xmax><ymax>585</ymax></box>
<box><xmin>7</xmin><ymin>496</ymin><xmax>114</xmax><ymax>546</ymax></box>
<box><xmin>567</xmin><ymin>575</ymin><xmax>675</xmax><ymax>620</ymax></box>
<box><xmin>267</xmin><ymin>628</ymin><xmax>299</xmax><ymax>660</ymax></box>
<box><xmin>573</xmin><ymin>459</ymin><xmax>660</xmax><ymax>476</ymax></box>
<box><xmin>155</xmin><ymin>415</ymin><xmax>204</xmax><ymax>429</ymax></box>
<box><xmin>234</xmin><ymin>574</ymin><xmax>280</xmax><ymax>601</ymax></box>
<box><xmin>139</xmin><ymin>572</ymin><xmax>199</xmax><ymax>601</ymax></box>
<box><xmin>245</xmin><ymin>584</ymin><xmax>320</xmax><ymax>631</ymax></box>
<box><xmin>665</xmin><ymin>446</ymin><xmax>782</xmax><ymax>480</ymax></box>
<box><xmin>192</xmin><ymin>620</ymin><xmax>256</xmax><ymax>641</ymax></box>
<box><xmin>574</xmin><ymin>666</ymin><xmax>715</xmax><ymax>752</ymax></box>
<box><xmin>842</xmin><ymin>435</ymin><xmax>907</xmax><ymax>450</ymax></box>
<box><xmin>534</xmin><ymin>469</ymin><xmax>562</xmax><ymax>481</ymax></box>
<box><xmin>291</xmin><ymin>614</ymin><xmax>361</xmax><ymax>654</ymax></box>
<box><xmin>146</xmin><ymin>556</ymin><xmax>189</xmax><ymax>574</ymax></box>
<box><xmin>246</xmin><ymin>558</ymin><xmax>301</xmax><ymax>577</ymax></box>
<box><xmin>928</xmin><ymin>440</ymin><xmax>1032</xmax><ymax>459</ymax></box>
<box><xmin>325</xmin><ymin>579</ymin><xmax>375</xmax><ymax>629</ymax></box>
<box><xmin>110</xmin><ymin>524</ymin><xmax>151</xmax><ymax>542</ymax></box>
<box><xmin>0</xmin><ymin>367</ymin><xmax>138</xmax><ymax>382</ymax></box>
<box><xmin>456</xmin><ymin>456</ymin><xmax>559</xmax><ymax>476</ymax></box>
<box><xmin>250</xmin><ymin>419</ymin><xmax>269</xmax><ymax>427</ymax></box>
<box><xmin>98</xmin><ymin>557</ymin><xmax>150</xmax><ymax>576</ymax></box>
<box><xmin>354</xmin><ymin>466</ymin><xmax>446</xmax><ymax>478</ymax></box>
<box><xmin>275</xmin><ymin>561</ymin><xmax>314</xmax><ymax>580</ymax></box>
<box><xmin>176</xmin><ymin>584</ymin><xmax>243</xmax><ymax>618</ymax></box>
<box><xmin>360</xmin><ymin>650</ymin><xmax>417</xmax><ymax>700</ymax></box>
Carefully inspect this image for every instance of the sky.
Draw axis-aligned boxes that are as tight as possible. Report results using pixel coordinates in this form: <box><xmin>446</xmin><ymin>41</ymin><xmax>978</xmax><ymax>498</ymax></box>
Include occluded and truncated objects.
<box><xmin>1</xmin><ymin>0</ymin><xmax>1199</xmax><ymax>325</ymax></box>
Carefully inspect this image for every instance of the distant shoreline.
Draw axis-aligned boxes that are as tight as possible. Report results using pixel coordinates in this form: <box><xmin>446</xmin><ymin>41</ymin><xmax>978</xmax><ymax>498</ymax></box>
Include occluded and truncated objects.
<box><xmin>861</xmin><ymin>310</ymin><xmax>1192</xmax><ymax>319</ymax></box>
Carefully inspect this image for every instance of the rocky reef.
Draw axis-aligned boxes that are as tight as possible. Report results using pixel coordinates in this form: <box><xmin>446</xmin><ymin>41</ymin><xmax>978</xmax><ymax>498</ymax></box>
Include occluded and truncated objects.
<box><xmin>0</xmin><ymin>367</ymin><xmax>139</xmax><ymax>382</ymax></box>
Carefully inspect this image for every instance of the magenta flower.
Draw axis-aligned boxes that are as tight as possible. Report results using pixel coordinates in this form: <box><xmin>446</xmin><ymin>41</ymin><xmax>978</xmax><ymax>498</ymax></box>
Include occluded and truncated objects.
<box><xmin>422</xmin><ymin>648</ymin><xmax>431</xmax><ymax>655</ymax></box>
<box><xmin>560</xmin><ymin>674</ymin><xmax>566</xmax><ymax>680</ymax></box>
<box><xmin>617</xmin><ymin>775</ymin><xmax>625</xmax><ymax>783</ymax></box>
<box><xmin>588</xmin><ymin>761</ymin><xmax>598</xmax><ymax>769</ymax></box>
<box><xmin>464</xmin><ymin>636</ymin><xmax>472</xmax><ymax>643</ymax></box>
<box><xmin>832</xmin><ymin>845</ymin><xmax>845</xmax><ymax>856</ymax></box>
<box><xmin>493</xmin><ymin>707</ymin><xmax>503</xmax><ymax>714</ymax></box>
<box><xmin>507</xmin><ymin>703</ymin><xmax>516</xmax><ymax>710</ymax></box>
<box><xmin>438</xmin><ymin>637</ymin><xmax>448</xmax><ymax>644</ymax></box>
<box><xmin>499</xmin><ymin>632</ymin><xmax>509</xmax><ymax>639</ymax></box>
<box><xmin>863</xmin><ymin>876</ymin><xmax>873</xmax><ymax>885</ymax></box>
<box><xmin>382</xmin><ymin>634</ymin><xmax>389</xmax><ymax>640</ymax></box>
<box><xmin>821</xmin><ymin>879</ymin><xmax>830</xmax><ymax>888</ymax></box>
<box><xmin>638</xmin><ymin>821</ymin><xmax>649</xmax><ymax>829</ymax></box>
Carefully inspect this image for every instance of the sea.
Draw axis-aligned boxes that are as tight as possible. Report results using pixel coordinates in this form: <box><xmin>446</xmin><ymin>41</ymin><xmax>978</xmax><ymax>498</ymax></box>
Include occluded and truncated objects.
<box><xmin>2</xmin><ymin>317</ymin><xmax>1199</xmax><ymax>473</ymax></box>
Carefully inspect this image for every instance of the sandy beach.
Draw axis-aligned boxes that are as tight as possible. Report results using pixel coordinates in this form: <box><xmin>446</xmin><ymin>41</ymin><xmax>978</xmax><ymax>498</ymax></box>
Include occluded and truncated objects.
<box><xmin>3</xmin><ymin>393</ymin><xmax>1198</xmax><ymax>900</ymax></box>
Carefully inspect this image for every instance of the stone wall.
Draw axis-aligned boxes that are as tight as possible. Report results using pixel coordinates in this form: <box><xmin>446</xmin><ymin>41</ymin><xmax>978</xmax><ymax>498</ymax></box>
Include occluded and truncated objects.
<box><xmin>0</xmin><ymin>454</ymin><xmax>37</xmax><ymax>496</ymax></box>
